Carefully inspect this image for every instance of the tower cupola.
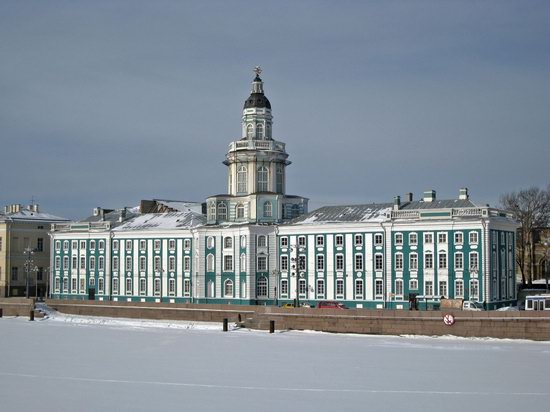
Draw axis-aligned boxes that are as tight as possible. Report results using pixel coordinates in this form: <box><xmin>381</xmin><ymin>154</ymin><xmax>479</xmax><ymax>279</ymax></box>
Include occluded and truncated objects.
<box><xmin>243</xmin><ymin>67</ymin><xmax>271</xmax><ymax>110</ymax></box>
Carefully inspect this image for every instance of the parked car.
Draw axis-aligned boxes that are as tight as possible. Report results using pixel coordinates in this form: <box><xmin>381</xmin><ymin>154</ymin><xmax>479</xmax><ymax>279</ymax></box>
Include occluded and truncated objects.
<box><xmin>462</xmin><ymin>301</ymin><xmax>483</xmax><ymax>311</ymax></box>
<box><xmin>317</xmin><ymin>301</ymin><xmax>347</xmax><ymax>309</ymax></box>
<box><xmin>281</xmin><ymin>303</ymin><xmax>294</xmax><ymax>308</ymax></box>
<box><xmin>301</xmin><ymin>302</ymin><xmax>312</xmax><ymax>308</ymax></box>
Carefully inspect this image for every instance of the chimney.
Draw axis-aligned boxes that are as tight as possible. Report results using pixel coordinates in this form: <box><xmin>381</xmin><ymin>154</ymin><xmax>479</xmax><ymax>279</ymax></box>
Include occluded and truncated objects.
<box><xmin>119</xmin><ymin>207</ymin><xmax>127</xmax><ymax>222</ymax></box>
<box><xmin>405</xmin><ymin>192</ymin><xmax>413</xmax><ymax>202</ymax></box>
<box><xmin>14</xmin><ymin>204</ymin><xmax>21</xmax><ymax>213</ymax></box>
<box><xmin>93</xmin><ymin>207</ymin><xmax>101</xmax><ymax>217</ymax></box>
<box><xmin>33</xmin><ymin>204</ymin><xmax>39</xmax><ymax>213</ymax></box>
<box><xmin>4</xmin><ymin>205</ymin><xmax>8</xmax><ymax>213</ymax></box>
<box><xmin>423</xmin><ymin>190</ymin><xmax>436</xmax><ymax>202</ymax></box>
<box><xmin>459</xmin><ymin>188</ymin><xmax>469</xmax><ymax>200</ymax></box>
<box><xmin>393</xmin><ymin>196</ymin><xmax>401</xmax><ymax>211</ymax></box>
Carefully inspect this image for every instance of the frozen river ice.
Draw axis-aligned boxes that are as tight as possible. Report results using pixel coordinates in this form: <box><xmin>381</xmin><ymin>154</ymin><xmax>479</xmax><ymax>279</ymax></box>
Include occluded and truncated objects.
<box><xmin>0</xmin><ymin>312</ymin><xmax>549</xmax><ymax>412</ymax></box>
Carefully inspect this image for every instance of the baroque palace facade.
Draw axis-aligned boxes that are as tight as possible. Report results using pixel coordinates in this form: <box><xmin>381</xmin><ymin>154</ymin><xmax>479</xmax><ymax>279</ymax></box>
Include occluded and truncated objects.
<box><xmin>50</xmin><ymin>70</ymin><xmax>518</xmax><ymax>309</ymax></box>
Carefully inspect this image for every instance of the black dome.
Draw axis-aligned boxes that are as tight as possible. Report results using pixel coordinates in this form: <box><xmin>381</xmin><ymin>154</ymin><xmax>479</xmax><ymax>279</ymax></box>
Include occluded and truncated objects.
<box><xmin>243</xmin><ymin>93</ymin><xmax>271</xmax><ymax>109</ymax></box>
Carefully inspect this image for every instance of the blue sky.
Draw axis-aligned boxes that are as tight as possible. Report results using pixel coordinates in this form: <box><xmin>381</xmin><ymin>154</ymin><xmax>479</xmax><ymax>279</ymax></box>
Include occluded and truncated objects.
<box><xmin>1</xmin><ymin>0</ymin><xmax>549</xmax><ymax>219</ymax></box>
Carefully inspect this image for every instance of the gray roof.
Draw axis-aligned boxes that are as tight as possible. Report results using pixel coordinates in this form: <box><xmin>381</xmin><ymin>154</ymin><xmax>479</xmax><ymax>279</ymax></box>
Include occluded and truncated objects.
<box><xmin>114</xmin><ymin>210</ymin><xmax>206</xmax><ymax>231</ymax></box>
<box><xmin>80</xmin><ymin>207</ymin><xmax>140</xmax><ymax>227</ymax></box>
<box><xmin>0</xmin><ymin>208</ymin><xmax>69</xmax><ymax>222</ymax></box>
<box><xmin>289</xmin><ymin>204</ymin><xmax>393</xmax><ymax>225</ymax></box>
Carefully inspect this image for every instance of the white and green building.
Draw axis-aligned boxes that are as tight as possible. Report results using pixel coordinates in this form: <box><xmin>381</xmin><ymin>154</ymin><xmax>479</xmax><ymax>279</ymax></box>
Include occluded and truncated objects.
<box><xmin>50</xmin><ymin>70</ymin><xmax>518</xmax><ymax>309</ymax></box>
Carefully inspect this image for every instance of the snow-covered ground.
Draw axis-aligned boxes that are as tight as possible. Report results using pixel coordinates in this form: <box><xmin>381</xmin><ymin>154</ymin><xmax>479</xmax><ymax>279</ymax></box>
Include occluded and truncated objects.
<box><xmin>0</xmin><ymin>308</ymin><xmax>549</xmax><ymax>412</ymax></box>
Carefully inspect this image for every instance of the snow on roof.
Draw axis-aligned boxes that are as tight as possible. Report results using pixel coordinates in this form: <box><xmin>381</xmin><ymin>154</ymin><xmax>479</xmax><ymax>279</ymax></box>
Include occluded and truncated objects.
<box><xmin>289</xmin><ymin>204</ymin><xmax>393</xmax><ymax>225</ymax></box>
<box><xmin>400</xmin><ymin>199</ymin><xmax>478</xmax><ymax>210</ymax></box>
<box><xmin>1</xmin><ymin>208</ymin><xmax>69</xmax><ymax>222</ymax></box>
<box><xmin>114</xmin><ymin>210</ymin><xmax>206</xmax><ymax>231</ymax></box>
<box><xmin>153</xmin><ymin>199</ymin><xmax>202</xmax><ymax>213</ymax></box>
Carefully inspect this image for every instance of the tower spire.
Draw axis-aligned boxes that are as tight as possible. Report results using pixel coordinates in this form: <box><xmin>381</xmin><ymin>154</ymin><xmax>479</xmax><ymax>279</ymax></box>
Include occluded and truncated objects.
<box><xmin>252</xmin><ymin>66</ymin><xmax>264</xmax><ymax>93</ymax></box>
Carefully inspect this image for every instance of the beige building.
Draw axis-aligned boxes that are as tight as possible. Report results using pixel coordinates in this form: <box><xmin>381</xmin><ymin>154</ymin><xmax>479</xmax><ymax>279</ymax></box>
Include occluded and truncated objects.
<box><xmin>0</xmin><ymin>203</ymin><xmax>69</xmax><ymax>297</ymax></box>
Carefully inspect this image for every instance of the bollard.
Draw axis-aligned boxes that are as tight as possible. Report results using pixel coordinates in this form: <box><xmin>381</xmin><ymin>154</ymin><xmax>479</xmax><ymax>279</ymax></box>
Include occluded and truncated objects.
<box><xmin>269</xmin><ymin>320</ymin><xmax>275</xmax><ymax>334</ymax></box>
<box><xmin>238</xmin><ymin>313</ymin><xmax>242</xmax><ymax>323</ymax></box>
<box><xmin>0</xmin><ymin>307</ymin><xmax>3</xmax><ymax>318</ymax></box>
<box><xmin>29</xmin><ymin>310</ymin><xmax>35</xmax><ymax>321</ymax></box>
<box><xmin>223</xmin><ymin>318</ymin><xmax>228</xmax><ymax>332</ymax></box>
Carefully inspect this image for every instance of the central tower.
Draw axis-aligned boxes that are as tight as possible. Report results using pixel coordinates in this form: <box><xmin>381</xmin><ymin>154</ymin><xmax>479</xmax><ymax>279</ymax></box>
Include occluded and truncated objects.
<box><xmin>206</xmin><ymin>68</ymin><xmax>308</xmax><ymax>224</ymax></box>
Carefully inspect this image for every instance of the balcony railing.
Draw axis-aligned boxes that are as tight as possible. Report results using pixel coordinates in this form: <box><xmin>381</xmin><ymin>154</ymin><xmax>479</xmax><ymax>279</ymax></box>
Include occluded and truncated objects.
<box><xmin>228</xmin><ymin>139</ymin><xmax>286</xmax><ymax>153</ymax></box>
<box><xmin>51</xmin><ymin>221</ymin><xmax>112</xmax><ymax>232</ymax></box>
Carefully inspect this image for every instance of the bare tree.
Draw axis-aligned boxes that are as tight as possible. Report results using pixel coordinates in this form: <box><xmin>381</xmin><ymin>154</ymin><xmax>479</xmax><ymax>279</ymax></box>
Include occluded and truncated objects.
<box><xmin>500</xmin><ymin>185</ymin><xmax>550</xmax><ymax>287</ymax></box>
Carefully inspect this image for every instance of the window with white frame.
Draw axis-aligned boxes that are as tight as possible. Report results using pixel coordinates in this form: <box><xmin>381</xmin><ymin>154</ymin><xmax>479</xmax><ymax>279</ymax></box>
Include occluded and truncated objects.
<box><xmin>298</xmin><ymin>236</ymin><xmax>306</xmax><ymax>247</ymax></box>
<box><xmin>80</xmin><ymin>256</ymin><xmax>86</xmax><ymax>270</ymax></box>
<box><xmin>335</xmin><ymin>235</ymin><xmax>344</xmax><ymax>247</ymax></box>
<box><xmin>438</xmin><ymin>233</ymin><xmax>447</xmax><ymax>244</ymax></box>
<box><xmin>470</xmin><ymin>279</ymin><xmax>479</xmax><ymax>300</ymax></box>
<box><xmin>316</xmin><ymin>235</ymin><xmax>324</xmax><ymax>247</ymax></box>
<box><xmin>455</xmin><ymin>252</ymin><xmax>463</xmax><ymax>270</ymax></box>
<box><xmin>218</xmin><ymin>202</ymin><xmax>227</xmax><ymax>220</ymax></box>
<box><xmin>409</xmin><ymin>233</ymin><xmax>417</xmax><ymax>245</ymax></box>
<box><xmin>184</xmin><ymin>239</ymin><xmax>191</xmax><ymax>250</ymax></box>
<box><xmin>355</xmin><ymin>254</ymin><xmax>363</xmax><ymax>271</ymax></box>
<box><xmin>98</xmin><ymin>256</ymin><xmax>104</xmax><ymax>271</ymax></box>
<box><xmin>126</xmin><ymin>240</ymin><xmax>132</xmax><ymax>251</ymax></box>
<box><xmin>184</xmin><ymin>256</ymin><xmax>190</xmax><ymax>272</ymax></box>
<box><xmin>316</xmin><ymin>279</ymin><xmax>325</xmax><ymax>297</ymax></box>
<box><xmin>316</xmin><ymin>255</ymin><xmax>324</xmax><ymax>271</ymax></box>
<box><xmin>89</xmin><ymin>256</ymin><xmax>95</xmax><ymax>271</ymax></box>
<box><xmin>263</xmin><ymin>201</ymin><xmax>272</xmax><ymax>217</ymax></box>
<box><xmin>224</xmin><ymin>255</ymin><xmax>233</xmax><ymax>271</ymax></box>
<box><xmin>79</xmin><ymin>278</ymin><xmax>85</xmax><ymax>293</ymax></box>
<box><xmin>335</xmin><ymin>254</ymin><xmax>344</xmax><ymax>271</ymax></box>
<box><xmin>425</xmin><ymin>280</ymin><xmax>433</xmax><ymax>297</ymax></box>
<box><xmin>55</xmin><ymin>240</ymin><xmax>61</xmax><ymax>251</ymax></box>
<box><xmin>184</xmin><ymin>279</ymin><xmax>191</xmax><ymax>296</ymax></box>
<box><xmin>257</xmin><ymin>256</ymin><xmax>267</xmax><ymax>271</ymax></box>
<box><xmin>410</xmin><ymin>279</ymin><xmax>418</xmax><ymax>290</ymax></box>
<box><xmin>281</xmin><ymin>279</ymin><xmax>289</xmax><ymax>296</ymax></box>
<box><xmin>438</xmin><ymin>251</ymin><xmax>447</xmax><ymax>269</ymax></box>
<box><xmin>469</xmin><ymin>252</ymin><xmax>478</xmax><ymax>271</ymax></box>
<box><xmin>224</xmin><ymin>237</ymin><xmax>233</xmax><ymax>249</ymax></box>
<box><xmin>126</xmin><ymin>278</ymin><xmax>132</xmax><ymax>294</ymax></box>
<box><xmin>88</xmin><ymin>240</ymin><xmax>94</xmax><ymax>251</ymax></box>
<box><xmin>169</xmin><ymin>239</ymin><xmax>176</xmax><ymax>251</ymax></box>
<box><xmin>139</xmin><ymin>240</ymin><xmax>146</xmax><ymax>251</ymax></box>
<box><xmin>424</xmin><ymin>233</ymin><xmax>433</xmax><ymax>244</ymax></box>
<box><xmin>62</xmin><ymin>277</ymin><xmax>68</xmax><ymax>293</ymax></box>
<box><xmin>207</xmin><ymin>254</ymin><xmax>214</xmax><ymax>272</ymax></box>
<box><xmin>88</xmin><ymin>277</ymin><xmax>95</xmax><ymax>288</ymax></box>
<box><xmin>54</xmin><ymin>256</ymin><xmax>61</xmax><ymax>270</ymax></box>
<box><xmin>454</xmin><ymin>232</ymin><xmax>463</xmax><ymax>244</ymax></box>
<box><xmin>299</xmin><ymin>279</ymin><xmax>307</xmax><ymax>296</ymax></box>
<box><xmin>395</xmin><ymin>279</ymin><xmax>403</xmax><ymax>298</ymax></box>
<box><xmin>207</xmin><ymin>236</ymin><xmax>214</xmax><ymax>249</ymax></box>
<box><xmin>237</xmin><ymin>166</ymin><xmax>247</xmax><ymax>193</ymax></box>
<box><xmin>72</xmin><ymin>256</ymin><xmax>77</xmax><ymax>269</ymax></box>
<box><xmin>112</xmin><ymin>278</ymin><xmax>119</xmax><ymax>294</ymax></box>
<box><xmin>257</xmin><ymin>123</ymin><xmax>264</xmax><ymax>139</ymax></box>
<box><xmin>395</xmin><ymin>253</ymin><xmax>403</xmax><ymax>271</ymax></box>
<box><xmin>246</xmin><ymin>123</ymin><xmax>254</xmax><ymax>138</ymax></box>
<box><xmin>336</xmin><ymin>279</ymin><xmax>344</xmax><ymax>298</ymax></box>
<box><xmin>71</xmin><ymin>278</ymin><xmax>77</xmax><ymax>293</ymax></box>
<box><xmin>280</xmin><ymin>255</ymin><xmax>289</xmax><ymax>271</ymax></box>
<box><xmin>410</xmin><ymin>253</ymin><xmax>418</xmax><ymax>271</ymax></box>
<box><xmin>439</xmin><ymin>280</ymin><xmax>447</xmax><ymax>297</ymax></box>
<box><xmin>99</xmin><ymin>240</ymin><xmax>105</xmax><ymax>250</ymax></box>
<box><xmin>257</xmin><ymin>276</ymin><xmax>268</xmax><ymax>297</ymax></box>
<box><xmin>236</xmin><ymin>204</ymin><xmax>245</xmax><ymax>219</ymax></box>
<box><xmin>168</xmin><ymin>256</ymin><xmax>175</xmax><ymax>272</ymax></box>
<box><xmin>298</xmin><ymin>255</ymin><xmax>306</xmax><ymax>271</ymax></box>
<box><xmin>280</xmin><ymin>237</ymin><xmax>288</xmax><ymax>248</ymax></box>
<box><xmin>257</xmin><ymin>235</ymin><xmax>267</xmax><ymax>248</ymax></box>
<box><xmin>125</xmin><ymin>256</ymin><xmax>132</xmax><ymax>272</ymax></box>
<box><xmin>355</xmin><ymin>279</ymin><xmax>364</xmax><ymax>298</ymax></box>
<box><xmin>113</xmin><ymin>256</ymin><xmax>119</xmax><ymax>271</ymax></box>
<box><xmin>374</xmin><ymin>234</ymin><xmax>383</xmax><ymax>246</ymax></box>
<box><xmin>224</xmin><ymin>279</ymin><xmax>233</xmax><ymax>297</ymax></box>
<box><xmin>63</xmin><ymin>256</ymin><xmax>69</xmax><ymax>270</ymax></box>
<box><xmin>113</xmin><ymin>240</ymin><xmax>119</xmax><ymax>251</ymax></box>
<box><xmin>209</xmin><ymin>202</ymin><xmax>216</xmax><ymax>220</ymax></box>
<box><xmin>80</xmin><ymin>240</ymin><xmax>86</xmax><ymax>249</ymax></box>
<box><xmin>98</xmin><ymin>277</ymin><xmax>104</xmax><ymax>294</ymax></box>
<box><xmin>72</xmin><ymin>240</ymin><xmax>78</xmax><ymax>250</ymax></box>
<box><xmin>425</xmin><ymin>253</ymin><xmax>433</xmax><ymax>269</ymax></box>
<box><xmin>354</xmin><ymin>234</ymin><xmax>363</xmax><ymax>247</ymax></box>
<box><xmin>154</xmin><ymin>278</ymin><xmax>161</xmax><ymax>296</ymax></box>
<box><xmin>395</xmin><ymin>233</ymin><xmax>403</xmax><ymax>245</ymax></box>
<box><xmin>375</xmin><ymin>279</ymin><xmax>383</xmax><ymax>299</ymax></box>
<box><xmin>469</xmin><ymin>231</ymin><xmax>478</xmax><ymax>244</ymax></box>
<box><xmin>375</xmin><ymin>254</ymin><xmax>383</xmax><ymax>271</ymax></box>
<box><xmin>153</xmin><ymin>240</ymin><xmax>161</xmax><ymax>251</ymax></box>
<box><xmin>169</xmin><ymin>278</ymin><xmax>175</xmax><ymax>296</ymax></box>
<box><xmin>154</xmin><ymin>256</ymin><xmax>161</xmax><ymax>272</ymax></box>
<box><xmin>455</xmin><ymin>279</ymin><xmax>464</xmax><ymax>298</ymax></box>
<box><xmin>139</xmin><ymin>256</ymin><xmax>146</xmax><ymax>272</ymax></box>
<box><xmin>257</xmin><ymin>166</ymin><xmax>269</xmax><ymax>192</ymax></box>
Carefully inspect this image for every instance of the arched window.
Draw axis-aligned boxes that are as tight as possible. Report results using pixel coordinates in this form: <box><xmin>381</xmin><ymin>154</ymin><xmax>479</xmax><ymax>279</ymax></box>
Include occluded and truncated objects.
<box><xmin>218</xmin><ymin>202</ymin><xmax>227</xmax><ymax>220</ymax></box>
<box><xmin>257</xmin><ymin>123</ymin><xmax>264</xmax><ymax>139</ymax></box>
<box><xmin>237</xmin><ymin>166</ymin><xmax>247</xmax><ymax>193</ymax></box>
<box><xmin>207</xmin><ymin>254</ymin><xmax>215</xmax><ymax>272</ymax></box>
<box><xmin>236</xmin><ymin>203</ymin><xmax>245</xmax><ymax>219</ymax></box>
<box><xmin>224</xmin><ymin>279</ymin><xmax>234</xmax><ymax>297</ymax></box>
<box><xmin>263</xmin><ymin>201</ymin><xmax>272</xmax><ymax>218</ymax></box>
<box><xmin>246</xmin><ymin>124</ymin><xmax>254</xmax><ymax>138</ymax></box>
<box><xmin>257</xmin><ymin>166</ymin><xmax>268</xmax><ymax>192</ymax></box>
<box><xmin>257</xmin><ymin>276</ymin><xmax>268</xmax><ymax>297</ymax></box>
<box><xmin>257</xmin><ymin>235</ymin><xmax>267</xmax><ymax>248</ymax></box>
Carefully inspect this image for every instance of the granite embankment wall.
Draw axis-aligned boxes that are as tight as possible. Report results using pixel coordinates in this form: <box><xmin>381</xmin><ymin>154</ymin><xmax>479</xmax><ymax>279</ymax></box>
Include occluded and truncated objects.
<box><xmin>0</xmin><ymin>298</ymin><xmax>43</xmax><ymax>317</ymax></box>
<box><xmin>46</xmin><ymin>299</ymin><xmax>550</xmax><ymax>341</ymax></box>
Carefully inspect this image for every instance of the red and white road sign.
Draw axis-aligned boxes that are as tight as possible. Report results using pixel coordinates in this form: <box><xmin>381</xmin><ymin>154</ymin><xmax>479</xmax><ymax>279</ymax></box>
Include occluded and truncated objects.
<box><xmin>443</xmin><ymin>314</ymin><xmax>455</xmax><ymax>326</ymax></box>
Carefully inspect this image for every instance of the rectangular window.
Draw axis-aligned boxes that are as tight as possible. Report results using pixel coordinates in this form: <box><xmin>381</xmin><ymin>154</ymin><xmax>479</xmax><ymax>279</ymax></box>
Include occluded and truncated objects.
<box><xmin>72</xmin><ymin>256</ymin><xmax>77</xmax><ymax>269</ymax></box>
<box><xmin>316</xmin><ymin>255</ymin><xmax>324</xmax><ymax>271</ymax></box>
<box><xmin>354</xmin><ymin>234</ymin><xmax>362</xmax><ymax>247</ymax></box>
<box><xmin>455</xmin><ymin>280</ymin><xmax>464</xmax><ymax>298</ymax></box>
<box><xmin>55</xmin><ymin>277</ymin><xmax>60</xmax><ymax>292</ymax></box>
<box><xmin>125</xmin><ymin>256</ymin><xmax>132</xmax><ymax>272</ymax></box>
<box><xmin>184</xmin><ymin>279</ymin><xmax>191</xmax><ymax>296</ymax></box>
<box><xmin>89</xmin><ymin>257</ymin><xmax>95</xmax><ymax>271</ymax></box>
<box><xmin>137</xmin><ymin>278</ymin><xmax>145</xmax><ymax>296</ymax></box>
<box><xmin>335</xmin><ymin>254</ymin><xmax>344</xmax><ymax>271</ymax></box>
<box><xmin>11</xmin><ymin>267</ymin><xmax>18</xmax><ymax>281</ymax></box>
<box><xmin>98</xmin><ymin>278</ymin><xmax>104</xmax><ymax>293</ymax></box>
<box><xmin>54</xmin><ymin>257</ymin><xmax>60</xmax><ymax>270</ymax></box>
<box><xmin>439</xmin><ymin>281</ymin><xmax>447</xmax><ymax>297</ymax></box>
<box><xmin>98</xmin><ymin>240</ymin><xmax>105</xmax><ymax>251</ymax></box>
<box><xmin>395</xmin><ymin>253</ymin><xmax>403</xmax><ymax>271</ymax></box>
<box><xmin>113</xmin><ymin>240</ymin><xmax>119</xmax><ymax>251</ymax></box>
<box><xmin>139</xmin><ymin>240</ymin><xmax>146</xmax><ymax>251</ymax></box>
<box><xmin>0</xmin><ymin>237</ymin><xmax>2</xmax><ymax>251</ymax></box>
<box><xmin>375</xmin><ymin>254</ymin><xmax>383</xmax><ymax>271</ymax></box>
<box><xmin>454</xmin><ymin>232</ymin><xmax>463</xmax><ymax>244</ymax></box>
<box><xmin>409</xmin><ymin>279</ymin><xmax>418</xmax><ymax>290</ymax></box>
<box><xmin>126</xmin><ymin>240</ymin><xmax>132</xmax><ymax>251</ymax></box>
<box><xmin>425</xmin><ymin>253</ymin><xmax>433</xmax><ymax>269</ymax></box>
<box><xmin>89</xmin><ymin>277</ymin><xmax>95</xmax><ymax>287</ymax></box>
<box><xmin>424</xmin><ymin>233</ymin><xmax>433</xmax><ymax>244</ymax></box>
<box><xmin>80</xmin><ymin>240</ymin><xmax>86</xmax><ymax>249</ymax></box>
<box><xmin>425</xmin><ymin>281</ymin><xmax>433</xmax><ymax>297</ymax></box>
<box><xmin>469</xmin><ymin>253</ymin><xmax>478</xmax><ymax>271</ymax></box>
<box><xmin>298</xmin><ymin>236</ymin><xmax>306</xmax><ymax>247</ymax></box>
<box><xmin>169</xmin><ymin>278</ymin><xmax>175</xmax><ymax>295</ymax></box>
<box><xmin>113</xmin><ymin>256</ymin><xmax>119</xmax><ymax>271</ymax></box>
<box><xmin>154</xmin><ymin>256</ymin><xmax>161</xmax><ymax>272</ymax></box>
<box><xmin>281</xmin><ymin>255</ymin><xmax>289</xmax><ymax>271</ymax></box>
<box><xmin>375</xmin><ymin>279</ymin><xmax>383</xmax><ymax>299</ymax></box>
<box><xmin>299</xmin><ymin>279</ymin><xmax>307</xmax><ymax>296</ymax></box>
<box><xmin>280</xmin><ymin>237</ymin><xmax>288</xmax><ymax>248</ymax></box>
<box><xmin>98</xmin><ymin>257</ymin><xmax>104</xmax><ymax>271</ymax></box>
<box><xmin>316</xmin><ymin>235</ymin><xmax>324</xmax><ymax>247</ymax></box>
<box><xmin>154</xmin><ymin>278</ymin><xmax>161</xmax><ymax>296</ymax></box>
<box><xmin>89</xmin><ymin>240</ymin><xmax>95</xmax><ymax>251</ymax></box>
<box><xmin>355</xmin><ymin>254</ymin><xmax>363</xmax><ymax>271</ymax></box>
<box><xmin>336</xmin><ymin>279</ymin><xmax>344</xmax><ymax>297</ymax></box>
<box><xmin>112</xmin><ymin>278</ymin><xmax>119</xmax><ymax>294</ymax></box>
<box><xmin>438</xmin><ymin>252</ymin><xmax>447</xmax><ymax>269</ymax></box>
<box><xmin>395</xmin><ymin>279</ymin><xmax>403</xmax><ymax>297</ymax></box>
<box><xmin>71</xmin><ymin>278</ymin><xmax>77</xmax><ymax>293</ymax></box>
<box><xmin>335</xmin><ymin>235</ymin><xmax>344</xmax><ymax>247</ymax></box>
<box><xmin>455</xmin><ymin>253</ymin><xmax>463</xmax><ymax>270</ymax></box>
<box><xmin>36</xmin><ymin>238</ymin><xmax>44</xmax><ymax>252</ymax></box>
<box><xmin>257</xmin><ymin>256</ymin><xmax>266</xmax><ymax>271</ymax></box>
<box><xmin>37</xmin><ymin>267</ymin><xmax>43</xmax><ymax>281</ymax></box>
<box><xmin>410</xmin><ymin>253</ymin><xmax>418</xmax><ymax>271</ymax></box>
<box><xmin>469</xmin><ymin>232</ymin><xmax>478</xmax><ymax>244</ymax></box>
<box><xmin>224</xmin><ymin>255</ymin><xmax>234</xmax><ymax>271</ymax></box>
<box><xmin>71</xmin><ymin>240</ymin><xmax>77</xmax><ymax>250</ymax></box>
<box><xmin>316</xmin><ymin>279</ymin><xmax>324</xmax><ymax>297</ymax></box>
<box><xmin>298</xmin><ymin>255</ymin><xmax>306</xmax><ymax>271</ymax></box>
<box><xmin>63</xmin><ymin>240</ymin><xmax>69</xmax><ymax>251</ymax></box>
<box><xmin>257</xmin><ymin>236</ymin><xmax>266</xmax><ymax>248</ymax></box>
<box><xmin>80</xmin><ymin>256</ymin><xmax>86</xmax><ymax>270</ymax></box>
<box><xmin>184</xmin><ymin>239</ymin><xmax>191</xmax><ymax>250</ymax></box>
<box><xmin>139</xmin><ymin>256</ymin><xmax>146</xmax><ymax>272</ymax></box>
<box><xmin>168</xmin><ymin>256</ymin><xmax>175</xmax><ymax>272</ymax></box>
<box><xmin>355</xmin><ymin>279</ymin><xmax>364</xmax><ymax>297</ymax></box>
<box><xmin>169</xmin><ymin>239</ymin><xmax>176</xmax><ymax>251</ymax></box>
<box><xmin>281</xmin><ymin>279</ymin><xmax>289</xmax><ymax>296</ymax></box>
<box><xmin>470</xmin><ymin>280</ymin><xmax>479</xmax><ymax>300</ymax></box>
<box><xmin>395</xmin><ymin>233</ymin><xmax>403</xmax><ymax>245</ymax></box>
<box><xmin>374</xmin><ymin>234</ymin><xmax>383</xmax><ymax>246</ymax></box>
<box><xmin>438</xmin><ymin>233</ymin><xmax>447</xmax><ymax>244</ymax></box>
<box><xmin>126</xmin><ymin>278</ymin><xmax>132</xmax><ymax>294</ymax></box>
<box><xmin>409</xmin><ymin>233</ymin><xmax>417</xmax><ymax>245</ymax></box>
<box><xmin>154</xmin><ymin>240</ymin><xmax>161</xmax><ymax>251</ymax></box>
<box><xmin>184</xmin><ymin>256</ymin><xmax>190</xmax><ymax>272</ymax></box>
<box><xmin>55</xmin><ymin>240</ymin><xmax>61</xmax><ymax>251</ymax></box>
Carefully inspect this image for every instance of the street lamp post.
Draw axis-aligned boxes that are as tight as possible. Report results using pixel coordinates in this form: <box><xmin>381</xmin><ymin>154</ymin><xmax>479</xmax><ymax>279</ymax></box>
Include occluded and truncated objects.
<box><xmin>543</xmin><ymin>241</ymin><xmax>549</xmax><ymax>293</ymax></box>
